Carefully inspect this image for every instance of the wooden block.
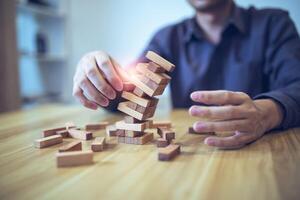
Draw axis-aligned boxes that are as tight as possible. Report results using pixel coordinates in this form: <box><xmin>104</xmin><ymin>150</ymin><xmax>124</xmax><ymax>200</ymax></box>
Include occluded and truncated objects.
<box><xmin>116</xmin><ymin>120</ymin><xmax>147</xmax><ymax>131</ymax></box>
<box><xmin>125</xmin><ymin>130</ymin><xmax>144</xmax><ymax>137</ymax></box>
<box><xmin>34</xmin><ymin>135</ymin><xmax>63</xmax><ymax>148</ymax></box>
<box><xmin>133</xmin><ymin>87</ymin><xmax>148</xmax><ymax>98</ymax></box>
<box><xmin>117</xmin><ymin>102</ymin><xmax>145</xmax><ymax>120</ymax></box>
<box><xmin>127</xmin><ymin>101</ymin><xmax>138</xmax><ymax>110</ymax></box>
<box><xmin>130</xmin><ymin>75</ymin><xmax>160</xmax><ymax>97</ymax></box>
<box><xmin>91</xmin><ymin>137</ymin><xmax>106</xmax><ymax>152</ymax></box>
<box><xmin>156</xmin><ymin>138</ymin><xmax>169</xmax><ymax>148</ymax></box>
<box><xmin>157</xmin><ymin>127</ymin><xmax>175</xmax><ymax>141</ymax></box>
<box><xmin>146</xmin><ymin>51</ymin><xmax>175</xmax><ymax>72</ymax></box>
<box><xmin>124</xmin><ymin>116</ymin><xmax>144</xmax><ymax>123</ymax></box>
<box><xmin>158</xmin><ymin>144</ymin><xmax>180</xmax><ymax>161</ymax></box>
<box><xmin>69</xmin><ymin>129</ymin><xmax>93</xmax><ymax>140</ymax></box>
<box><xmin>42</xmin><ymin>127</ymin><xmax>67</xmax><ymax>137</ymax></box>
<box><xmin>142</xmin><ymin>76</ymin><xmax>167</xmax><ymax>91</ymax></box>
<box><xmin>118</xmin><ymin>132</ymin><xmax>154</xmax><ymax>145</ymax></box>
<box><xmin>85</xmin><ymin>122</ymin><xmax>109</xmax><ymax>131</ymax></box>
<box><xmin>136</xmin><ymin>63</ymin><xmax>171</xmax><ymax>84</ymax></box>
<box><xmin>123</xmin><ymin>81</ymin><xmax>135</xmax><ymax>92</ymax></box>
<box><xmin>106</xmin><ymin>125</ymin><xmax>117</xmax><ymax>137</ymax></box>
<box><xmin>56</xmin><ymin>129</ymin><xmax>69</xmax><ymax>138</ymax></box>
<box><xmin>56</xmin><ymin>150</ymin><xmax>93</xmax><ymax>167</ymax></box>
<box><xmin>135</xmin><ymin>105</ymin><xmax>156</xmax><ymax>116</ymax></box>
<box><xmin>152</xmin><ymin>120</ymin><xmax>172</xmax><ymax>128</ymax></box>
<box><xmin>65</xmin><ymin>122</ymin><xmax>76</xmax><ymax>130</ymax></box>
<box><xmin>187</xmin><ymin>126</ymin><xmax>214</xmax><ymax>135</ymax></box>
<box><xmin>58</xmin><ymin>141</ymin><xmax>82</xmax><ymax>152</ymax></box>
<box><xmin>121</xmin><ymin>91</ymin><xmax>158</xmax><ymax>107</ymax></box>
<box><xmin>148</xmin><ymin>62</ymin><xmax>166</xmax><ymax>73</ymax></box>
<box><xmin>116</xmin><ymin>129</ymin><xmax>126</xmax><ymax>137</ymax></box>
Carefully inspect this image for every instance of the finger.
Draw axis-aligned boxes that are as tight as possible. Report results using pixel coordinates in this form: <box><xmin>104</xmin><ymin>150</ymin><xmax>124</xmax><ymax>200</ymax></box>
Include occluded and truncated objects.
<box><xmin>94</xmin><ymin>52</ymin><xmax>123</xmax><ymax>91</ymax></box>
<box><xmin>82</xmin><ymin>55</ymin><xmax>117</xmax><ymax>100</ymax></box>
<box><xmin>193</xmin><ymin>119</ymin><xmax>251</xmax><ymax>133</ymax></box>
<box><xmin>189</xmin><ymin>105</ymin><xmax>248</xmax><ymax>120</ymax></box>
<box><xmin>78</xmin><ymin>76</ymin><xmax>109</xmax><ymax>107</ymax></box>
<box><xmin>111</xmin><ymin>58</ymin><xmax>133</xmax><ymax>82</ymax></box>
<box><xmin>190</xmin><ymin>90</ymin><xmax>250</xmax><ymax>105</ymax></box>
<box><xmin>204</xmin><ymin>131</ymin><xmax>257</xmax><ymax>148</ymax></box>
<box><xmin>72</xmin><ymin>86</ymin><xmax>98</xmax><ymax>110</ymax></box>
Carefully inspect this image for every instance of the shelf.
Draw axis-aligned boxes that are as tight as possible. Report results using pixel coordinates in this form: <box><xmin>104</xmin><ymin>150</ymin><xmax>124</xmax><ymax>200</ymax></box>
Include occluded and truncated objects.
<box><xmin>20</xmin><ymin>51</ymin><xmax>67</xmax><ymax>62</ymax></box>
<box><xmin>17</xmin><ymin>3</ymin><xmax>65</xmax><ymax>19</ymax></box>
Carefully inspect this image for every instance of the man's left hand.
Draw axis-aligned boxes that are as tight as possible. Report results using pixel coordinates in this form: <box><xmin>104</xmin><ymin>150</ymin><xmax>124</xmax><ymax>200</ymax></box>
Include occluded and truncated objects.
<box><xmin>189</xmin><ymin>90</ymin><xmax>283</xmax><ymax>149</ymax></box>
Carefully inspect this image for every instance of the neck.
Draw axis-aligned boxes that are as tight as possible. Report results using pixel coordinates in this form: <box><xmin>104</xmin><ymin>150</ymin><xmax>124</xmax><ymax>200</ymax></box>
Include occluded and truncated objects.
<box><xmin>195</xmin><ymin>1</ymin><xmax>233</xmax><ymax>44</ymax></box>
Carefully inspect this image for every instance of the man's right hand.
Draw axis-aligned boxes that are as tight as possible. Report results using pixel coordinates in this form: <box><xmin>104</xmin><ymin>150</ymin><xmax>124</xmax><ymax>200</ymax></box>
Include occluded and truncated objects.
<box><xmin>73</xmin><ymin>51</ymin><xmax>126</xmax><ymax>110</ymax></box>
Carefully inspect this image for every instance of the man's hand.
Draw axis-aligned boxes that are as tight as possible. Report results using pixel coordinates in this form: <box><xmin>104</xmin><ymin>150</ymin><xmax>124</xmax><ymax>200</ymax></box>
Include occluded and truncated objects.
<box><xmin>73</xmin><ymin>51</ymin><xmax>131</xmax><ymax>110</ymax></box>
<box><xmin>189</xmin><ymin>90</ymin><xmax>283</xmax><ymax>149</ymax></box>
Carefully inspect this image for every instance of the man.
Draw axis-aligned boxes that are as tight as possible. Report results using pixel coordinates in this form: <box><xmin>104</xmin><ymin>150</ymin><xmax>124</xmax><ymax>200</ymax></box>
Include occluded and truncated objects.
<box><xmin>72</xmin><ymin>0</ymin><xmax>300</xmax><ymax>149</ymax></box>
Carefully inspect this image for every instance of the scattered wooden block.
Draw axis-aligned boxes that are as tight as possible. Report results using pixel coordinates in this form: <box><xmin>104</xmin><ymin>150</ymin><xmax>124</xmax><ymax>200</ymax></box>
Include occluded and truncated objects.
<box><xmin>152</xmin><ymin>120</ymin><xmax>172</xmax><ymax>128</ymax></box>
<box><xmin>56</xmin><ymin>150</ymin><xmax>93</xmax><ymax>167</ymax></box>
<box><xmin>65</xmin><ymin>122</ymin><xmax>76</xmax><ymax>130</ymax></box>
<box><xmin>106</xmin><ymin>125</ymin><xmax>117</xmax><ymax>136</ymax></box>
<box><xmin>34</xmin><ymin>135</ymin><xmax>63</xmax><ymax>148</ymax></box>
<box><xmin>56</xmin><ymin>129</ymin><xmax>69</xmax><ymax>138</ymax></box>
<box><xmin>133</xmin><ymin>87</ymin><xmax>148</xmax><ymax>98</ymax></box>
<box><xmin>136</xmin><ymin>63</ymin><xmax>171</xmax><ymax>84</ymax></box>
<box><xmin>91</xmin><ymin>137</ymin><xmax>106</xmax><ymax>152</ymax></box>
<box><xmin>156</xmin><ymin>138</ymin><xmax>169</xmax><ymax>148</ymax></box>
<box><xmin>146</xmin><ymin>51</ymin><xmax>175</xmax><ymax>72</ymax></box>
<box><xmin>58</xmin><ymin>141</ymin><xmax>82</xmax><ymax>152</ymax></box>
<box><xmin>158</xmin><ymin>144</ymin><xmax>180</xmax><ymax>161</ymax></box>
<box><xmin>69</xmin><ymin>129</ymin><xmax>93</xmax><ymax>140</ymax></box>
<box><xmin>147</xmin><ymin>62</ymin><xmax>166</xmax><ymax>73</ymax></box>
<box><xmin>116</xmin><ymin>120</ymin><xmax>147</xmax><ymax>131</ymax></box>
<box><xmin>121</xmin><ymin>91</ymin><xmax>158</xmax><ymax>107</ymax></box>
<box><xmin>157</xmin><ymin>127</ymin><xmax>175</xmax><ymax>141</ymax></box>
<box><xmin>117</xmin><ymin>102</ymin><xmax>149</xmax><ymax>120</ymax></box>
<box><xmin>42</xmin><ymin>127</ymin><xmax>67</xmax><ymax>137</ymax></box>
<box><xmin>85</xmin><ymin>122</ymin><xmax>109</xmax><ymax>131</ymax></box>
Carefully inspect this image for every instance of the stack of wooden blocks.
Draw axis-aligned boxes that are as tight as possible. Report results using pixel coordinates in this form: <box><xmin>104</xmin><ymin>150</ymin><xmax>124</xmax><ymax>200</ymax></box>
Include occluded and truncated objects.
<box><xmin>116</xmin><ymin>51</ymin><xmax>175</xmax><ymax>145</ymax></box>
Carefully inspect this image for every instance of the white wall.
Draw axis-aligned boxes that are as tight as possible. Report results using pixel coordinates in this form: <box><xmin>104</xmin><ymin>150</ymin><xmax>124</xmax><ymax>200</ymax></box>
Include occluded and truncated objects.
<box><xmin>66</xmin><ymin>0</ymin><xmax>300</xmax><ymax>104</ymax></box>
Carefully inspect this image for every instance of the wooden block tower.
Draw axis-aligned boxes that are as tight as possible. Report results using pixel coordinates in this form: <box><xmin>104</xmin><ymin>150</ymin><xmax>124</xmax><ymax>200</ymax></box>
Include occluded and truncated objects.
<box><xmin>116</xmin><ymin>51</ymin><xmax>175</xmax><ymax>145</ymax></box>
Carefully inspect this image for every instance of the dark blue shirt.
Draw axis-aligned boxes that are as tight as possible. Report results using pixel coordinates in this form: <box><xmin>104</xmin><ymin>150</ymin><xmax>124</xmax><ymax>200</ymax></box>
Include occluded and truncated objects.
<box><xmin>137</xmin><ymin>4</ymin><xmax>300</xmax><ymax>130</ymax></box>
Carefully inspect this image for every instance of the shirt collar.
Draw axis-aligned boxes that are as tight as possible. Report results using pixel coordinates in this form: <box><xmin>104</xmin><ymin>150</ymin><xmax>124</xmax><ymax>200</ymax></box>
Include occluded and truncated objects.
<box><xmin>184</xmin><ymin>3</ymin><xmax>247</xmax><ymax>43</ymax></box>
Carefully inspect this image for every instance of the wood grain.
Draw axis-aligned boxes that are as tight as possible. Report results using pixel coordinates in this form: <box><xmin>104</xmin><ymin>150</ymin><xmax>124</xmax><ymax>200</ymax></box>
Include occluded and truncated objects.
<box><xmin>0</xmin><ymin>104</ymin><xmax>300</xmax><ymax>200</ymax></box>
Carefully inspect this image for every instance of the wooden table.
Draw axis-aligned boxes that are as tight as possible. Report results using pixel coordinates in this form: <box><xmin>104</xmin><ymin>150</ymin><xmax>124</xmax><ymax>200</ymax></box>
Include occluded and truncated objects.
<box><xmin>0</xmin><ymin>104</ymin><xmax>300</xmax><ymax>200</ymax></box>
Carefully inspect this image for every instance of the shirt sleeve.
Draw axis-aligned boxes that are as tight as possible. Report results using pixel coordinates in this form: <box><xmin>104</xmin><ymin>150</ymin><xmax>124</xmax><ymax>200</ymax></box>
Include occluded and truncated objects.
<box><xmin>254</xmin><ymin>11</ymin><xmax>300</xmax><ymax>129</ymax></box>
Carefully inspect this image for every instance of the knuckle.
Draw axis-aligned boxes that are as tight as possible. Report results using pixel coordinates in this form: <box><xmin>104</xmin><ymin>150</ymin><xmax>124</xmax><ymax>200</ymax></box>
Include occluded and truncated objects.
<box><xmin>79</xmin><ymin>77</ymin><xmax>89</xmax><ymax>88</ymax></box>
<box><xmin>86</xmin><ymin>68</ymin><xmax>98</xmax><ymax>78</ymax></box>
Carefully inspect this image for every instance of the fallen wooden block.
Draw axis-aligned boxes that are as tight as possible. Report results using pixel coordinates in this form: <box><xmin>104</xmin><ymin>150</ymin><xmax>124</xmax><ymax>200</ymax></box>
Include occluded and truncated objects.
<box><xmin>136</xmin><ymin>63</ymin><xmax>171</xmax><ymax>84</ymax></box>
<box><xmin>91</xmin><ymin>137</ymin><xmax>106</xmax><ymax>152</ymax></box>
<box><xmin>42</xmin><ymin>127</ymin><xmax>67</xmax><ymax>137</ymax></box>
<box><xmin>56</xmin><ymin>150</ymin><xmax>93</xmax><ymax>167</ymax></box>
<box><xmin>68</xmin><ymin>129</ymin><xmax>93</xmax><ymax>140</ymax></box>
<box><xmin>148</xmin><ymin>62</ymin><xmax>166</xmax><ymax>73</ymax></box>
<box><xmin>65</xmin><ymin>122</ymin><xmax>76</xmax><ymax>130</ymax></box>
<box><xmin>58</xmin><ymin>141</ymin><xmax>82</xmax><ymax>152</ymax></box>
<box><xmin>157</xmin><ymin>127</ymin><xmax>175</xmax><ymax>141</ymax></box>
<box><xmin>85</xmin><ymin>122</ymin><xmax>109</xmax><ymax>131</ymax></box>
<box><xmin>187</xmin><ymin>126</ymin><xmax>215</xmax><ymax>135</ymax></box>
<box><xmin>146</xmin><ymin>51</ymin><xmax>175</xmax><ymax>72</ymax></box>
<box><xmin>116</xmin><ymin>120</ymin><xmax>147</xmax><ymax>132</ymax></box>
<box><xmin>156</xmin><ymin>138</ymin><xmax>169</xmax><ymax>148</ymax></box>
<box><xmin>34</xmin><ymin>135</ymin><xmax>63</xmax><ymax>148</ymax></box>
<box><xmin>121</xmin><ymin>91</ymin><xmax>158</xmax><ymax>107</ymax></box>
<box><xmin>158</xmin><ymin>144</ymin><xmax>180</xmax><ymax>161</ymax></box>
<box><xmin>56</xmin><ymin>129</ymin><xmax>69</xmax><ymax>138</ymax></box>
<box><xmin>152</xmin><ymin>120</ymin><xmax>172</xmax><ymax>128</ymax></box>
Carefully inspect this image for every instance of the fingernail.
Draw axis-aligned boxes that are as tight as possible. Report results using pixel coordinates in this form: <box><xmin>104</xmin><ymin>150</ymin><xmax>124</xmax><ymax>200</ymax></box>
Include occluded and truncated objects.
<box><xmin>190</xmin><ymin>92</ymin><xmax>201</xmax><ymax>100</ymax></box>
<box><xmin>204</xmin><ymin>138</ymin><xmax>214</xmax><ymax>146</ymax></box>
<box><xmin>194</xmin><ymin>123</ymin><xmax>206</xmax><ymax>131</ymax></box>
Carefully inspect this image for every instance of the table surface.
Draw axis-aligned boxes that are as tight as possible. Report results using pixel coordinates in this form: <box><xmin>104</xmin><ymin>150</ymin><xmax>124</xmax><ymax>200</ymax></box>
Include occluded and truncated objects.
<box><xmin>0</xmin><ymin>104</ymin><xmax>299</xmax><ymax>200</ymax></box>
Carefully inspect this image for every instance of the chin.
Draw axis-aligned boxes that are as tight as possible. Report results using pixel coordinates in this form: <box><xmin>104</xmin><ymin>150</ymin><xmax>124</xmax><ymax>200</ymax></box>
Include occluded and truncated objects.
<box><xmin>187</xmin><ymin>0</ymin><xmax>231</xmax><ymax>12</ymax></box>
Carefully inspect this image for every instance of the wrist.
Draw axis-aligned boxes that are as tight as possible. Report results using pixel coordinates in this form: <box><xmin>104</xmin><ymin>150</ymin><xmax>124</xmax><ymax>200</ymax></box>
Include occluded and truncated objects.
<box><xmin>254</xmin><ymin>99</ymin><xmax>283</xmax><ymax>131</ymax></box>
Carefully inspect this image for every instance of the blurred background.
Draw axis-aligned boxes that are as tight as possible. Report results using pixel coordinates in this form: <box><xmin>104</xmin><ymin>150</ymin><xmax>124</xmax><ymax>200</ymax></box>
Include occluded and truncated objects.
<box><xmin>0</xmin><ymin>0</ymin><xmax>299</xmax><ymax>113</ymax></box>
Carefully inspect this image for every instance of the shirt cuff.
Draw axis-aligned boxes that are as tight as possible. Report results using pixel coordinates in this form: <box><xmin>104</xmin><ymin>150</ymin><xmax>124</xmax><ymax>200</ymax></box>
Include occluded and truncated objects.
<box><xmin>254</xmin><ymin>90</ymin><xmax>298</xmax><ymax>130</ymax></box>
